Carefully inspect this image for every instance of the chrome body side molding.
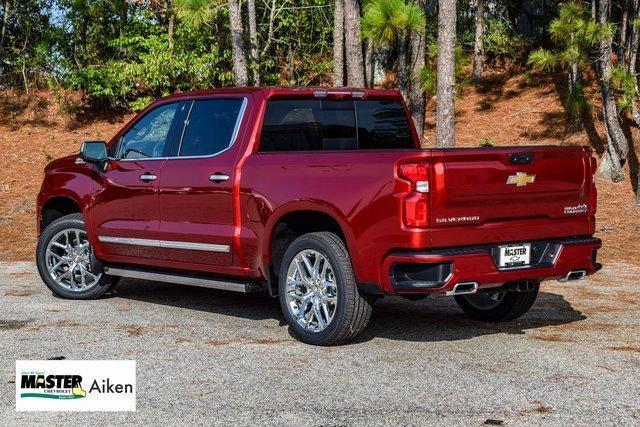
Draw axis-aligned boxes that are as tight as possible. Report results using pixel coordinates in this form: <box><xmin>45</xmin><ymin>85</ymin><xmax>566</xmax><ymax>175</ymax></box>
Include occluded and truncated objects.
<box><xmin>98</xmin><ymin>236</ymin><xmax>230</xmax><ymax>253</ymax></box>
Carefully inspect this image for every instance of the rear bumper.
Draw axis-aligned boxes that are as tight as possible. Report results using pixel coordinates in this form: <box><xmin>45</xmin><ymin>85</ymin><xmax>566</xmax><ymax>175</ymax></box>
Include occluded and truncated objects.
<box><xmin>381</xmin><ymin>236</ymin><xmax>602</xmax><ymax>295</ymax></box>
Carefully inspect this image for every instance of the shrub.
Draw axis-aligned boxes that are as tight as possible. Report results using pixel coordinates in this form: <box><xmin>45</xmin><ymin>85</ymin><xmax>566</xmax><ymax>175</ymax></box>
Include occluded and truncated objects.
<box><xmin>479</xmin><ymin>137</ymin><xmax>495</xmax><ymax>147</ymax></box>
<box><xmin>421</xmin><ymin>42</ymin><xmax>470</xmax><ymax>96</ymax></box>
<box><xmin>484</xmin><ymin>18</ymin><xmax>532</xmax><ymax>64</ymax></box>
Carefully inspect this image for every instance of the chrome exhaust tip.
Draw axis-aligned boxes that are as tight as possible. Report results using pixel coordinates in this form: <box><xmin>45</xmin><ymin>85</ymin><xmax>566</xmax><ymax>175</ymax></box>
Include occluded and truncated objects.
<box><xmin>559</xmin><ymin>270</ymin><xmax>587</xmax><ymax>282</ymax></box>
<box><xmin>445</xmin><ymin>281</ymin><xmax>479</xmax><ymax>296</ymax></box>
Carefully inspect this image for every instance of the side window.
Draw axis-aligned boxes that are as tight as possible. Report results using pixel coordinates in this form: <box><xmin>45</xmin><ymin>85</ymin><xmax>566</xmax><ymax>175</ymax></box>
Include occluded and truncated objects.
<box><xmin>356</xmin><ymin>101</ymin><xmax>413</xmax><ymax>149</ymax></box>
<box><xmin>259</xmin><ymin>100</ymin><xmax>357</xmax><ymax>152</ymax></box>
<box><xmin>118</xmin><ymin>103</ymin><xmax>179</xmax><ymax>159</ymax></box>
<box><xmin>178</xmin><ymin>99</ymin><xmax>244</xmax><ymax>157</ymax></box>
<box><xmin>259</xmin><ymin>99</ymin><xmax>413</xmax><ymax>151</ymax></box>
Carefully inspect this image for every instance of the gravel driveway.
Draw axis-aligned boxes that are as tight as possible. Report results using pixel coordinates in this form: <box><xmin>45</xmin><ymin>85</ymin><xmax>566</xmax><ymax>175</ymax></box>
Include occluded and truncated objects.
<box><xmin>1</xmin><ymin>261</ymin><xmax>639</xmax><ymax>425</ymax></box>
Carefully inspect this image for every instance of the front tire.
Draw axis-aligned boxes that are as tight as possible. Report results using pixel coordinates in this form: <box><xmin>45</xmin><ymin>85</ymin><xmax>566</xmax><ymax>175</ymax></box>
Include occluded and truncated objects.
<box><xmin>278</xmin><ymin>232</ymin><xmax>374</xmax><ymax>346</ymax></box>
<box><xmin>454</xmin><ymin>282</ymin><xmax>540</xmax><ymax>322</ymax></box>
<box><xmin>36</xmin><ymin>213</ymin><xmax>117</xmax><ymax>299</ymax></box>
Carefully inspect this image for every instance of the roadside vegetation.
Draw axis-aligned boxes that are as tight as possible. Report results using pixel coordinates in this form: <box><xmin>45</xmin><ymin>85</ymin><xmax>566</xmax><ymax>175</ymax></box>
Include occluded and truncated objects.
<box><xmin>0</xmin><ymin>0</ymin><xmax>639</xmax><ymax>252</ymax></box>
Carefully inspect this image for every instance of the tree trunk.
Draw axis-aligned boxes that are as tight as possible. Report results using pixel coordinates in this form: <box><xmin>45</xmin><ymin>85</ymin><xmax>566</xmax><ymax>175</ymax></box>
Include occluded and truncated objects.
<box><xmin>333</xmin><ymin>0</ymin><xmax>345</xmax><ymax>86</ymax></box>
<box><xmin>630</xmin><ymin>0</ymin><xmax>640</xmax><ymax>106</ymax></box>
<box><xmin>20</xmin><ymin>29</ymin><xmax>28</xmax><ymax>93</ymax></box>
<box><xmin>247</xmin><ymin>0</ymin><xmax>260</xmax><ymax>86</ymax></box>
<box><xmin>436</xmin><ymin>0</ymin><xmax>457</xmax><ymax>148</ymax></box>
<box><xmin>568</xmin><ymin>62</ymin><xmax>583</xmax><ymax>126</ymax></box>
<box><xmin>228</xmin><ymin>0</ymin><xmax>248</xmax><ymax>86</ymax></box>
<box><xmin>596</xmin><ymin>0</ymin><xmax>628</xmax><ymax>181</ymax></box>
<box><xmin>365</xmin><ymin>39</ymin><xmax>374</xmax><ymax>88</ymax></box>
<box><xmin>472</xmin><ymin>0</ymin><xmax>484</xmax><ymax>82</ymax></box>
<box><xmin>0</xmin><ymin>0</ymin><xmax>10</xmax><ymax>53</ymax></box>
<box><xmin>397</xmin><ymin>36</ymin><xmax>409</xmax><ymax>100</ymax></box>
<box><xmin>409</xmin><ymin>13</ymin><xmax>426</xmax><ymax>142</ymax></box>
<box><xmin>597</xmin><ymin>135</ymin><xmax>624</xmax><ymax>183</ymax></box>
<box><xmin>118</xmin><ymin>0</ymin><xmax>128</xmax><ymax>58</ymax></box>
<box><xmin>619</xmin><ymin>0</ymin><xmax>629</xmax><ymax>66</ymax></box>
<box><xmin>629</xmin><ymin>0</ymin><xmax>640</xmax><ymax>127</ymax></box>
<box><xmin>344</xmin><ymin>0</ymin><xmax>365</xmax><ymax>87</ymax></box>
<box><xmin>168</xmin><ymin>8</ymin><xmax>175</xmax><ymax>53</ymax></box>
<box><xmin>261</xmin><ymin>0</ymin><xmax>277</xmax><ymax>57</ymax></box>
<box><xmin>80</xmin><ymin>8</ymin><xmax>88</xmax><ymax>68</ymax></box>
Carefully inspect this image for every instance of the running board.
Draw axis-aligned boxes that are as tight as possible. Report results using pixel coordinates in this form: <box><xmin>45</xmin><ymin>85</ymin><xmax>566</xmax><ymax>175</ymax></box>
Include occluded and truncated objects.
<box><xmin>104</xmin><ymin>266</ymin><xmax>262</xmax><ymax>293</ymax></box>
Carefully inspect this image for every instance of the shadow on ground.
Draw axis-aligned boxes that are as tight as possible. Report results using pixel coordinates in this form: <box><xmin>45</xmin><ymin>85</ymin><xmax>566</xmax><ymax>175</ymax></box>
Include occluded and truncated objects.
<box><xmin>113</xmin><ymin>279</ymin><xmax>585</xmax><ymax>344</ymax></box>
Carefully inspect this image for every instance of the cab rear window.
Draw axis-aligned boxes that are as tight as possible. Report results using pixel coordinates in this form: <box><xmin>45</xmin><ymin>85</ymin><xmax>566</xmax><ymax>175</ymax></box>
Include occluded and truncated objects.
<box><xmin>259</xmin><ymin>99</ymin><xmax>414</xmax><ymax>152</ymax></box>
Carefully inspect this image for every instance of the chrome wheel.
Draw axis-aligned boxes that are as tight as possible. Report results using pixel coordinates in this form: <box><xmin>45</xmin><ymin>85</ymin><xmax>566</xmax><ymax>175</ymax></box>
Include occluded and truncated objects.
<box><xmin>45</xmin><ymin>228</ymin><xmax>101</xmax><ymax>291</ymax></box>
<box><xmin>285</xmin><ymin>249</ymin><xmax>338</xmax><ymax>333</ymax></box>
<box><xmin>463</xmin><ymin>292</ymin><xmax>506</xmax><ymax>310</ymax></box>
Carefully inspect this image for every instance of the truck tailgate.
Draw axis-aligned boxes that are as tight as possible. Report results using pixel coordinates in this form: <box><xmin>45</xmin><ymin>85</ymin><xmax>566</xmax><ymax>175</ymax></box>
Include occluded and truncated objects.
<box><xmin>429</xmin><ymin>146</ymin><xmax>596</xmax><ymax>248</ymax></box>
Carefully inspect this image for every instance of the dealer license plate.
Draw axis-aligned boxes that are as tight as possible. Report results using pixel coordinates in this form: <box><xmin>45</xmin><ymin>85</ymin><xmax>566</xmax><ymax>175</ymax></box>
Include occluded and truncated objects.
<box><xmin>499</xmin><ymin>244</ymin><xmax>531</xmax><ymax>268</ymax></box>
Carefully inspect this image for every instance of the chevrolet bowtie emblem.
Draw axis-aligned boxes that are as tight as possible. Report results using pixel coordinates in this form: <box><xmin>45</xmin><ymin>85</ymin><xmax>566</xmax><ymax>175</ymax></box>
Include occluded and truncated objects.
<box><xmin>507</xmin><ymin>172</ymin><xmax>536</xmax><ymax>187</ymax></box>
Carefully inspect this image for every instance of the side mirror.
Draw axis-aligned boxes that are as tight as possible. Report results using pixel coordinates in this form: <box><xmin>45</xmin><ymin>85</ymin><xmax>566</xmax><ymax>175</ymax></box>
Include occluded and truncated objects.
<box><xmin>80</xmin><ymin>141</ymin><xmax>108</xmax><ymax>164</ymax></box>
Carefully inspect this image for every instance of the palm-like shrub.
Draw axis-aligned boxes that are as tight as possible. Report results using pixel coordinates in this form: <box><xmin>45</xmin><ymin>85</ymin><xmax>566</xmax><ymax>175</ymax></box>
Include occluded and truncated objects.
<box><xmin>361</xmin><ymin>0</ymin><xmax>424</xmax><ymax>48</ymax></box>
<box><xmin>361</xmin><ymin>0</ymin><xmax>425</xmax><ymax>90</ymax></box>
<box><xmin>527</xmin><ymin>3</ymin><xmax>613</xmax><ymax>121</ymax></box>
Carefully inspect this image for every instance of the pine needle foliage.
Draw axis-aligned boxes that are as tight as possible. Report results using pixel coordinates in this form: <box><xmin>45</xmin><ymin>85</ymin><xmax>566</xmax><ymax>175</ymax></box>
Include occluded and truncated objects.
<box><xmin>527</xmin><ymin>3</ymin><xmax>612</xmax><ymax>119</ymax></box>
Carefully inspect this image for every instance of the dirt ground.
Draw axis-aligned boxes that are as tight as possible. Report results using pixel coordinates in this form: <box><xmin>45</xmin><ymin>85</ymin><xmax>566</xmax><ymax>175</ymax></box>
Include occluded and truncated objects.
<box><xmin>1</xmin><ymin>69</ymin><xmax>639</xmax><ymax>264</ymax></box>
<box><xmin>1</xmin><ymin>260</ymin><xmax>639</xmax><ymax>424</ymax></box>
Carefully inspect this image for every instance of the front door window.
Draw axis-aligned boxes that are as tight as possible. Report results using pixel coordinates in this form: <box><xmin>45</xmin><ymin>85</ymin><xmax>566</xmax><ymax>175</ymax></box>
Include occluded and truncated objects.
<box><xmin>118</xmin><ymin>103</ymin><xmax>180</xmax><ymax>160</ymax></box>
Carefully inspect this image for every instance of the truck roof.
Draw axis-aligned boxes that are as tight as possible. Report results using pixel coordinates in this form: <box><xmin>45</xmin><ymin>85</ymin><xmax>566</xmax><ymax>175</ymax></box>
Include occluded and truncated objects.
<box><xmin>158</xmin><ymin>87</ymin><xmax>404</xmax><ymax>102</ymax></box>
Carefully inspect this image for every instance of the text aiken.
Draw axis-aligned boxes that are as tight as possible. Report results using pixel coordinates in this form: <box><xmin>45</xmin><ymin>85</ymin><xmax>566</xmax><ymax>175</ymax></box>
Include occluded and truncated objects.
<box><xmin>90</xmin><ymin>379</ymin><xmax>133</xmax><ymax>394</ymax></box>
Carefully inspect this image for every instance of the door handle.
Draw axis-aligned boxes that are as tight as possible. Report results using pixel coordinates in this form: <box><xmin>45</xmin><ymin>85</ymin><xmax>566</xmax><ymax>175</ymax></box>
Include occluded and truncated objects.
<box><xmin>209</xmin><ymin>173</ymin><xmax>230</xmax><ymax>183</ymax></box>
<box><xmin>139</xmin><ymin>173</ymin><xmax>157</xmax><ymax>182</ymax></box>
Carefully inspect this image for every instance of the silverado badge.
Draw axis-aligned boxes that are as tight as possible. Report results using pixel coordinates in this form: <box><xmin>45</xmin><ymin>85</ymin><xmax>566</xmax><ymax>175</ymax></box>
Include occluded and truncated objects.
<box><xmin>507</xmin><ymin>172</ymin><xmax>536</xmax><ymax>187</ymax></box>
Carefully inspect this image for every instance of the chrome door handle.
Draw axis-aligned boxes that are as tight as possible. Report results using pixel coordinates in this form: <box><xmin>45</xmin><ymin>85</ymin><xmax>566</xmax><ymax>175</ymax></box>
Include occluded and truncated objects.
<box><xmin>139</xmin><ymin>173</ymin><xmax>157</xmax><ymax>182</ymax></box>
<box><xmin>209</xmin><ymin>173</ymin><xmax>230</xmax><ymax>183</ymax></box>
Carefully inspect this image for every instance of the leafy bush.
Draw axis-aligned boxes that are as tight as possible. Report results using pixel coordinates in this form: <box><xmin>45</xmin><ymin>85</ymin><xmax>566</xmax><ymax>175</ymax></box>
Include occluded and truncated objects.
<box><xmin>610</xmin><ymin>65</ymin><xmax>638</xmax><ymax>111</ymax></box>
<box><xmin>564</xmin><ymin>82</ymin><xmax>589</xmax><ymax>117</ymax></box>
<box><xmin>420</xmin><ymin>42</ymin><xmax>470</xmax><ymax>96</ymax></box>
<box><xmin>484</xmin><ymin>19</ymin><xmax>532</xmax><ymax>64</ymax></box>
<box><xmin>63</xmin><ymin>30</ymin><xmax>235</xmax><ymax>108</ymax></box>
<box><xmin>479</xmin><ymin>137</ymin><xmax>495</xmax><ymax>147</ymax></box>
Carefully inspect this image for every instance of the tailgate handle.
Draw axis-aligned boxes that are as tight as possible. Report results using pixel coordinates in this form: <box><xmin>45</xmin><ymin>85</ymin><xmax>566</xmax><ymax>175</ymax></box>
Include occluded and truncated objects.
<box><xmin>509</xmin><ymin>153</ymin><xmax>534</xmax><ymax>165</ymax></box>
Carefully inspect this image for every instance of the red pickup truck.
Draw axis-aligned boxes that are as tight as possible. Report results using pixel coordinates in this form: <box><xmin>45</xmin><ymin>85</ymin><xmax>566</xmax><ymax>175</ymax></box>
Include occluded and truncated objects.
<box><xmin>36</xmin><ymin>88</ymin><xmax>601</xmax><ymax>345</ymax></box>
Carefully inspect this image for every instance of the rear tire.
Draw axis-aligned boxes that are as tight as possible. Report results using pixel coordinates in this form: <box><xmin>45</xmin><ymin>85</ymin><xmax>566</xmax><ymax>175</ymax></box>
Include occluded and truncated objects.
<box><xmin>454</xmin><ymin>282</ymin><xmax>540</xmax><ymax>322</ymax></box>
<box><xmin>36</xmin><ymin>213</ymin><xmax>118</xmax><ymax>299</ymax></box>
<box><xmin>278</xmin><ymin>232</ymin><xmax>374</xmax><ymax>346</ymax></box>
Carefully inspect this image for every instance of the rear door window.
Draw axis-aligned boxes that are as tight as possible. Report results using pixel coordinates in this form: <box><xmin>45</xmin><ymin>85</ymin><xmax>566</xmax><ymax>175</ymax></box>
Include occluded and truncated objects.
<box><xmin>178</xmin><ymin>99</ymin><xmax>244</xmax><ymax>157</ymax></box>
<box><xmin>356</xmin><ymin>101</ymin><xmax>413</xmax><ymax>149</ymax></box>
<box><xmin>259</xmin><ymin>99</ymin><xmax>414</xmax><ymax>151</ymax></box>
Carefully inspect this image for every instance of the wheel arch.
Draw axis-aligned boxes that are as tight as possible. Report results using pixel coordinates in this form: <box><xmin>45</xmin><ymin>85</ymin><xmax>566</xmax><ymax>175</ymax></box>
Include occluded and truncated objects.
<box><xmin>39</xmin><ymin>194</ymin><xmax>84</xmax><ymax>234</ymax></box>
<box><xmin>263</xmin><ymin>204</ymin><xmax>357</xmax><ymax>286</ymax></box>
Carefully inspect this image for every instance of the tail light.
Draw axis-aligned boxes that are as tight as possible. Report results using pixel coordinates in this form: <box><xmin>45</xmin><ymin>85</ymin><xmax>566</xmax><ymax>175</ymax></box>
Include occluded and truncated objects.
<box><xmin>398</xmin><ymin>162</ymin><xmax>429</xmax><ymax>228</ymax></box>
<box><xmin>588</xmin><ymin>155</ymin><xmax>597</xmax><ymax>215</ymax></box>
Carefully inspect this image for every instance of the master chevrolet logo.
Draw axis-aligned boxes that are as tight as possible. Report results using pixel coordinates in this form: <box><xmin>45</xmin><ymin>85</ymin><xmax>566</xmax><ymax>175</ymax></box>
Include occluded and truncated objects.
<box><xmin>507</xmin><ymin>172</ymin><xmax>536</xmax><ymax>187</ymax></box>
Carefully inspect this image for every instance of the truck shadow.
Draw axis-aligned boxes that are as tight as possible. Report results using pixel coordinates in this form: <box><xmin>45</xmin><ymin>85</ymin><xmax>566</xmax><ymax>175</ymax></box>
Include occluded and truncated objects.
<box><xmin>356</xmin><ymin>291</ymin><xmax>586</xmax><ymax>344</ymax></box>
<box><xmin>114</xmin><ymin>279</ymin><xmax>585</xmax><ymax>343</ymax></box>
<box><xmin>112</xmin><ymin>278</ymin><xmax>280</xmax><ymax>321</ymax></box>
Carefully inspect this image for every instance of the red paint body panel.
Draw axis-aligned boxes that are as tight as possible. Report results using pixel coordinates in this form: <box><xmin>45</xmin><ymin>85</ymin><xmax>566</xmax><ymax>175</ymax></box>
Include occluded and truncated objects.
<box><xmin>37</xmin><ymin>87</ymin><xmax>600</xmax><ymax>294</ymax></box>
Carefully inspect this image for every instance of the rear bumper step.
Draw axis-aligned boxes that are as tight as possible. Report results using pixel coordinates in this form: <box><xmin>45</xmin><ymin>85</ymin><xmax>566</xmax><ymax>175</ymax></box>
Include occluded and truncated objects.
<box><xmin>382</xmin><ymin>236</ymin><xmax>601</xmax><ymax>295</ymax></box>
<box><xmin>104</xmin><ymin>266</ymin><xmax>263</xmax><ymax>293</ymax></box>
